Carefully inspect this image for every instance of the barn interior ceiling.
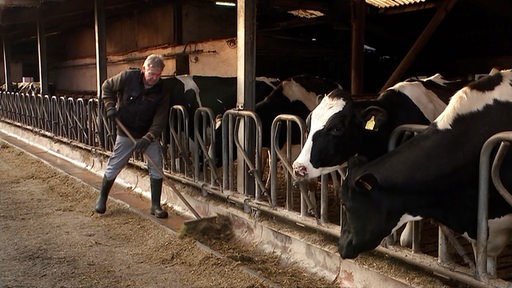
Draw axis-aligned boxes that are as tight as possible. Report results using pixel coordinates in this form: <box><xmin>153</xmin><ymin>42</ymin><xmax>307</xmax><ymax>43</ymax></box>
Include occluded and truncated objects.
<box><xmin>0</xmin><ymin>0</ymin><xmax>511</xmax><ymax>88</ymax></box>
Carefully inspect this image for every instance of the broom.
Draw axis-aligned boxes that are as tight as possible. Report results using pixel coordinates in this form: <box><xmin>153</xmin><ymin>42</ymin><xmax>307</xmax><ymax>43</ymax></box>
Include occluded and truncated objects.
<box><xmin>114</xmin><ymin>118</ymin><xmax>231</xmax><ymax>240</ymax></box>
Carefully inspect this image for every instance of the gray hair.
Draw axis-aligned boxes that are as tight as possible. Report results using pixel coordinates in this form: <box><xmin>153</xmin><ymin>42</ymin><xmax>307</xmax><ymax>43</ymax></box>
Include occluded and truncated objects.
<box><xmin>143</xmin><ymin>54</ymin><xmax>165</xmax><ymax>70</ymax></box>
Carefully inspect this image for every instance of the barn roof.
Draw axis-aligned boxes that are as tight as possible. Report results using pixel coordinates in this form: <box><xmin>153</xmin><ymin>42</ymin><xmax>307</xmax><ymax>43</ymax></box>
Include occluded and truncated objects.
<box><xmin>0</xmin><ymin>0</ymin><xmax>511</xmax><ymax>91</ymax></box>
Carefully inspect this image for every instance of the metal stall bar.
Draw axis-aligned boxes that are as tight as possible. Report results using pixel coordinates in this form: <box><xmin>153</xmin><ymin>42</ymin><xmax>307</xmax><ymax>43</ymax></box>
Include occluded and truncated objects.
<box><xmin>476</xmin><ymin>131</ymin><xmax>512</xmax><ymax>281</ymax></box>
<box><xmin>57</xmin><ymin>97</ymin><xmax>69</xmax><ymax>138</ymax></box>
<box><xmin>8</xmin><ymin>93</ymin><xmax>17</xmax><ymax>121</ymax></box>
<box><xmin>75</xmin><ymin>99</ymin><xmax>86</xmax><ymax>144</ymax></box>
<box><xmin>50</xmin><ymin>96</ymin><xmax>59</xmax><ymax>136</ymax></box>
<box><xmin>18</xmin><ymin>93</ymin><xmax>28</xmax><ymax>126</ymax></box>
<box><xmin>66</xmin><ymin>98</ymin><xmax>77</xmax><ymax>141</ymax></box>
<box><xmin>221</xmin><ymin>109</ymin><xmax>263</xmax><ymax>199</ymax></box>
<box><xmin>0</xmin><ymin>92</ymin><xmax>5</xmax><ymax>118</ymax></box>
<box><xmin>269</xmin><ymin>115</ymin><xmax>316</xmax><ymax>216</ymax></box>
<box><xmin>87</xmin><ymin>99</ymin><xmax>98</xmax><ymax>147</ymax></box>
<box><xmin>232</xmin><ymin>110</ymin><xmax>263</xmax><ymax>200</ymax></box>
<box><xmin>34</xmin><ymin>94</ymin><xmax>43</xmax><ymax>130</ymax></box>
<box><xmin>193</xmin><ymin>107</ymin><xmax>221</xmax><ymax>188</ymax></box>
<box><xmin>42</xmin><ymin>95</ymin><xmax>51</xmax><ymax>133</ymax></box>
<box><xmin>13</xmin><ymin>93</ymin><xmax>21</xmax><ymax>123</ymax></box>
<box><xmin>167</xmin><ymin>105</ymin><xmax>192</xmax><ymax>177</ymax></box>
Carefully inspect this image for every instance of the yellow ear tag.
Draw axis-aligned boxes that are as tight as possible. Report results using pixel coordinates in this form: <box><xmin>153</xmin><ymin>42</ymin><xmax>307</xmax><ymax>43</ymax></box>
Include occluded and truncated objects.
<box><xmin>365</xmin><ymin>115</ymin><xmax>376</xmax><ymax>131</ymax></box>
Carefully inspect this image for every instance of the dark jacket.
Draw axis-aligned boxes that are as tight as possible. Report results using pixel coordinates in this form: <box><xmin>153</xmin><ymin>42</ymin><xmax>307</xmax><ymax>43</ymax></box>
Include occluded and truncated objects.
<box><xmin>102</xmin><ymin>68</ymin><xmax>169</xmax><ymax>140</ymax></box>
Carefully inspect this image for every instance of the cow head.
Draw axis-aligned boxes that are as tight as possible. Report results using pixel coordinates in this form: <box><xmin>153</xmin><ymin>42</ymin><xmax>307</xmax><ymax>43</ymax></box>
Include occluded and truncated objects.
<box><xmin>292</xmin><ymin>88</ymin><xmax>356</xmax><ymax>179</ymax></box>
<box><xmin>338</xmin><ymin>156</ymin><xmax>410</xmax><ymax>259</ymax></box>
<box><xmin>211</xmin><ymin>75</ymin><xmax>341</xmax><ymax>167</ymax></box>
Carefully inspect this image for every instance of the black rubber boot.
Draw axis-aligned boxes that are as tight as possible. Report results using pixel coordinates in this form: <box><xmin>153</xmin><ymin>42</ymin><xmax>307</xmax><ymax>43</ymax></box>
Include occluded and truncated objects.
<box><xmin>95</xmin><ymin>176</ymin><xmax>115</xmax><ymax>214</ymax></box>
<box><xmin>150</xmin><ymin>178</ymin><xmax>168</xmax><ymax>218</ymax></box>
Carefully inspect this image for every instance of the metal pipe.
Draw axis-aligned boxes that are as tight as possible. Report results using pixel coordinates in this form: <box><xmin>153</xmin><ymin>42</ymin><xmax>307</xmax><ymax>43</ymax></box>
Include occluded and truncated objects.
<box><xmin>491</xmin><ymin>141</ymin><xmax>512</xmax><ymax>206</ymax></box>
<box><xmin>477</xmin><ymin>131</ymin><xmax>512</xmax><ymax>280</ymax></box>
<box><xmin>4</xmin><ymin>89</ymin><xmax>512</xmax><ymax>287</ymax></box>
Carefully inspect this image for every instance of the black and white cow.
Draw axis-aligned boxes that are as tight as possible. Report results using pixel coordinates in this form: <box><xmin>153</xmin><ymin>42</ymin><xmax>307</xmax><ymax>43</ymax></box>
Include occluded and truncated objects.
<box><xmin>163</xmin><ymin>75</ymin><xmax>279</xmax><ymax>136</ymax></box>
<box><xmin>293</xmin><ymin>73</ymin><xmax>467</xmax><ymax>179</ymax></box>
<box><xmin>292</xmin><ymin>73</ymin><xmax>469</xmax><ymax>247</ymax></box>
<box><xmin>338</xmin><ymin>70</ymin><xmax>512</xmax><ymax>272</ymax></box>
<box><xmin>211</xmin><ymin>74</ymin><xmax>342</xmax><ymax>167</ymax></box>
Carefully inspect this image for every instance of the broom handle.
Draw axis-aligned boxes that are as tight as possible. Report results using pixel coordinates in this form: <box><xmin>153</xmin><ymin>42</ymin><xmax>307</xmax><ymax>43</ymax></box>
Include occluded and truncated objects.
<box><xmin>115</xmin><ymin>118</ymin><xmax>202</xmax><ymax>219</ymax></box>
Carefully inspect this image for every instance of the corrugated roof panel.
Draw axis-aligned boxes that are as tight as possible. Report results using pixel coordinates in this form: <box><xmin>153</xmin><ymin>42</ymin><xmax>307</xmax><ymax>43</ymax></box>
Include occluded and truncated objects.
<box><xmin>366</xmin><ymin>0</ymin><xmax>427</xmax><ymax>8</ymax></box>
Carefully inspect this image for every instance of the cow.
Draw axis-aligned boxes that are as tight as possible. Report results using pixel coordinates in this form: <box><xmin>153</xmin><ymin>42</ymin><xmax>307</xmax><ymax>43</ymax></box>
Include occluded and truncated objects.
<box><xmin>211</xmin><ymin>74</ymin><xmax>342</xmax><ymax>167</ymax></box>
<box><xmin>338</xmin><ymin>70</ymin><xmax>512</xmax><ymax>276</ymax></box>
<box><xmin>163</xmin><ymin>75</ymin><xmax>280</xmax><ymax>137</ymax></box>
<box><xmin>160</xmin><ymin>75</ymin><xmax>279</xmax><ymax>169</ymax></box>
<box><xmin>292</xmin><ymin>73</ymin><xmax>467</xmax><ymax>179</ymax></box>
<box><xmin>291</xmin><ymin>74</ymin><xmax>468</xmax><ymax>246</ymax></box>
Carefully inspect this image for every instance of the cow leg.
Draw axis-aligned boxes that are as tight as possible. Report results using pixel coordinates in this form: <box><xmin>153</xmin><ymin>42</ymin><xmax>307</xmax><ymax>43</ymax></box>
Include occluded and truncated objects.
<box><xmin>307</xmin><ymin>178</ymin><xmax>318</xmax><ymax>216</ymax></box>
<box><xmin>329</xmin><ymin>171</ymin><xmax>341</xmax><ymax>191</ymax></box>
<box><xmin>297</xmin><ymin>180</ymin><xmax>318</xmax><ymax>218</ymax></box>
<box><xmin>469</xmin><ymin>241</ymin><xmax>497</xmax><ymax>277</ymax></box>
<box><xmin>487</xmin><ymin>257</ymin><xmax>497</xmax><ymax>277</ymax></box>
<box><xmin>480</xmin><ymin>214</ymin><xmax>512</xmax><ymax>276</ymax></box>
<box><xmin>400</xmin><ymin>221</ymin><xmax>421</xmax><ymax>252</ymax></box>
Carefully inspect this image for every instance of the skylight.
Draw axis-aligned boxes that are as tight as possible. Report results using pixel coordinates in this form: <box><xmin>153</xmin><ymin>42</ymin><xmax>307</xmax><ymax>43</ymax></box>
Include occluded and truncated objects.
<box><xmin>365</xmin><ymin>0</ymin><xmax>426</xmax><ymax>9</ymax></box>
<box><xmin>287</xmin><ymin>9</ymin><xmax>325</xmax><ymax>19</ymax></box>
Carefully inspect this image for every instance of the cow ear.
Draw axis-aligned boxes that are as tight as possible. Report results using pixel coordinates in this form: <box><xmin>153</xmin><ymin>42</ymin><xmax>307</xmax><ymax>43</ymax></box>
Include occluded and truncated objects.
<box><xmin>361</xmin><ymin>106</ymin><xmax>388</xmax><ymax>131</ymax></box>
<box><xmin>355</xmin><ymin>173</ymin><xmax>378</xmax><ymax>191</ymax></box>
<box><xmin>305</xmin><ymin>112</ymin><xmax>312</xmax><ymax>132</ymax></box>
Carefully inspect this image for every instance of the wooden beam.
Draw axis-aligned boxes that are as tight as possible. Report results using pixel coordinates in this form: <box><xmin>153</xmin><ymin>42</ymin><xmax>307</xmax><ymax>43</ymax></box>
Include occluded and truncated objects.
<box><xmin>380</xmin><ymin>0</ymin><xmax>458</xmax><ymax>92</ymax></box>
<box><xmin>257</xmin><ymin>0</ymin><xmax>328</xmax><ymax>12</ymax></box>
<box><xmin>258</xmin><ymin>16</ymin><xmax>328</xmax><ymax>32</ymax></box>
<box><xmin>0</xmin><ymin>0</ymin><xmax>40</xmax><ymax>8</ymax></box>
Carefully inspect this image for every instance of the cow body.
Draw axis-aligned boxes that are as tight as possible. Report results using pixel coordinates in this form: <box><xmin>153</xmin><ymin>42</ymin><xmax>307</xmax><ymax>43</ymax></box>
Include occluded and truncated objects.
<box><xmin>293</xmin><ymin>74</ymin><xmax>467</xmax><ymax>179</ymax></box>
<box><xmin>163</xmin><ymin>75</ymin><xmax>279</xmax><ymax>135</ymax></box>
<box><xmin>339</xmin><ymin>71</ymin><xmax>512</xmax><ymax>264</ymax></box>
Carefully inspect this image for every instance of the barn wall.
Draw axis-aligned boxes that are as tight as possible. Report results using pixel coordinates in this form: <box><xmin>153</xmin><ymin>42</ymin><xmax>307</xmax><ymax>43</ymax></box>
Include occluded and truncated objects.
<box><xmin>106</xmin><ymin>4</ymin><xmax>175</xmax><ymax>55</ymax></box>
<box><xmin>63</xmin><ymin>28</ymin><xmax>96</xmax><ymax>60</ymax></box>
<box><xmin>46</xmin><ymin>0</ymin><xmax>237</xmax><ymax>94</ymax></box>
<box><xmin>51</xmin><ymin>39</ymin><xmax>237</xmax><ymax>93</ymax></box>
<box><xmin>0</xmin><ymin>61</ymin><xmax>23</xmax><ymax>84</ymax></box>
<box><xmin>182</xmin><ymin>1</ymin><xmax>237</xmax><ymax>43</ymax></box>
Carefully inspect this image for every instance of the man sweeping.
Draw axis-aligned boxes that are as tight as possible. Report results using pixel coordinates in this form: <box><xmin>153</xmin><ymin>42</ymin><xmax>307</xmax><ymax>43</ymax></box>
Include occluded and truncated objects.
<box><xmin>95</xmin><ymin>54</ymin><xmax>170</xmax><ymax>218</ymax></box>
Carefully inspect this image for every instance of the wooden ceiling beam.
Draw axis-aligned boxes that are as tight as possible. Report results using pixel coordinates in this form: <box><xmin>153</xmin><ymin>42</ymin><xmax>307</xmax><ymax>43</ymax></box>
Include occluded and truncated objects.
<box><xmin>257</xmin><ymin>0</ymin><xmax>329</xmax><ymax>12</ymax></box>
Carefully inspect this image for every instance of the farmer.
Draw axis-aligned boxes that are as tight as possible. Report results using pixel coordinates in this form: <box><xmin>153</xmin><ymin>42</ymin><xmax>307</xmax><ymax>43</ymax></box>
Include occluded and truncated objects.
<box><xmin>95</xmin><ymin>54</ymin><xmax>170</xmax><ymax>218</ymax></box>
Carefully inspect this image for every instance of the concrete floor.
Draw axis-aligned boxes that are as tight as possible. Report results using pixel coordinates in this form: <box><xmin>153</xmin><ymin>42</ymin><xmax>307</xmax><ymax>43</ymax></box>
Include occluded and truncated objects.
<box><xmin>3</xmin><ymin>121</ymin><xmax>484</xmax><ymax>288</ymax></box>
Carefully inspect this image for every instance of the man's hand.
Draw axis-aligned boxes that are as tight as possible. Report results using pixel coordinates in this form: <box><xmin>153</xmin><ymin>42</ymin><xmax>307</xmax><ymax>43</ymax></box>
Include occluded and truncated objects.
<box><xmin>134</xmin><ymin>137</ymin><xmax>151</xmax><ymax>153</ymax></box>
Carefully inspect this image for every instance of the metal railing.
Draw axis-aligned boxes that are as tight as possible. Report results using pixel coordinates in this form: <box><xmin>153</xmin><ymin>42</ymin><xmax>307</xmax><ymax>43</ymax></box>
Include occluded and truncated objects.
<box><xmin>0</xmin><ymin>91</ymin><xmax>511</xmax><ymax>287</ymax></box>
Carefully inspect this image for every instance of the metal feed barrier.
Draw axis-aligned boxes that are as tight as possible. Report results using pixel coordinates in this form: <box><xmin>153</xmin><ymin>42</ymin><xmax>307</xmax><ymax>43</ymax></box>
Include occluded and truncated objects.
<box><xmin>1</xmin><ymin>91</ymin><xmax>511</xmax><ymax>287</ymax></box>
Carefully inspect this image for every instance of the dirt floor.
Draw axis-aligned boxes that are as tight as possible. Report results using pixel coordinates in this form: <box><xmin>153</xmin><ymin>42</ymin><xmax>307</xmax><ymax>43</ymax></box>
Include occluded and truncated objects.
<box><xmin>0</xmin><ymin>142</ymin><xmax>339</xmax><ymax>288</ymax></box>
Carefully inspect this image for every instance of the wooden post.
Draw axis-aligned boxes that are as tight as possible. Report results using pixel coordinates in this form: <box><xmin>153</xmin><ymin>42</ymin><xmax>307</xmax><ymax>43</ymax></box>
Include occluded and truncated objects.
<box><xmin>351</xmin><ymin>0</ymin><xmax>366</xmax><ymax>96</ymax></box>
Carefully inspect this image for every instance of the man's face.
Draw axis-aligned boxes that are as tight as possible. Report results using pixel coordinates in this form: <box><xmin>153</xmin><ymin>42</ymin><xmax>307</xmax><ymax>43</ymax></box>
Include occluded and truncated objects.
<box><xmin>142</xmin><ymin>66</ymin><xmax>163</xmax><ymax>87</ymax></box>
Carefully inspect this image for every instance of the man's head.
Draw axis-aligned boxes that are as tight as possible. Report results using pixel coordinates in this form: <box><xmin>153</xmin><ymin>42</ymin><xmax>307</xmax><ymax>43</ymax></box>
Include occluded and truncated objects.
<box><xmin>142</xmin><ymin>54</ymin><xmax>165</xmax><ymax>87</ymax></box>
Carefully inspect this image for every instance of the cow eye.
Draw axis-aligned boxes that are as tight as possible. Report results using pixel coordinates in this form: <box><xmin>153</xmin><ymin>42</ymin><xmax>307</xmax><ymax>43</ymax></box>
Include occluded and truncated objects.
<box><xmin>330</xmin><ymin>125</ymin><xmax>343</xmax><ymax>136</ymax></box>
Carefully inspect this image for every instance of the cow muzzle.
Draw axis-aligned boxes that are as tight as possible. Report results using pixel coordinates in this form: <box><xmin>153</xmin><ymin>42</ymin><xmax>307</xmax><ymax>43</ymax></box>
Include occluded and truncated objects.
<box><xmin>292</xmin><ymin>162</ymin><xmax>308</xmax><ymax>178</ymax></box>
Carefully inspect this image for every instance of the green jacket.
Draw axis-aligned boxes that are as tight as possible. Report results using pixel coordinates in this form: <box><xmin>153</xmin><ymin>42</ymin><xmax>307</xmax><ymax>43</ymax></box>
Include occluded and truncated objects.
<box><xmin>102</xmin><ymin>68</ymin><xmax>169</xmax><ymax>140</ymax></box>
